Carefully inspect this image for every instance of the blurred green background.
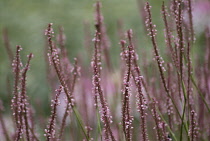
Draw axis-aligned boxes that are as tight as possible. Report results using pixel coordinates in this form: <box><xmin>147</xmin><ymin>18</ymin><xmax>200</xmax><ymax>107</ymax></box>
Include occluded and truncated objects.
<box><xmin>0</xmin><ymin>0</ymin><xmax>193</xmax><ymax>112</ymax></box>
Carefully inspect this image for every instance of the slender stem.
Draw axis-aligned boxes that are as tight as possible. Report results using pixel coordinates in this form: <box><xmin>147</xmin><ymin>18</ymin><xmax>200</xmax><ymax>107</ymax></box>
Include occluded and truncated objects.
<box><xmin>72</xmin><ymin>107</ymin><xmax>89</xmax><ymax>140</ymax></box>
<box><xmin>96</xmin><ymin>107</ymin><xmax>103</xmax><ymax>141</ymax></box>
<box><xmin>180</xmin><ymin>81</ymin><xmax>188</xmax><ymax>141</ymax></box>
<box><xmin>191</xmin><ymin>76</ymin><xmax>210</xmax><ymax>113</ymax></box>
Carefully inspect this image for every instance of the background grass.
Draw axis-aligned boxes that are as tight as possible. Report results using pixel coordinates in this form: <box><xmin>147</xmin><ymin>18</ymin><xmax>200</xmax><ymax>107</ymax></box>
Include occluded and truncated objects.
<box><xmin>0</xmin><ymin>0</ymin><xmax>205</xmax><ymax>114</ymax></box>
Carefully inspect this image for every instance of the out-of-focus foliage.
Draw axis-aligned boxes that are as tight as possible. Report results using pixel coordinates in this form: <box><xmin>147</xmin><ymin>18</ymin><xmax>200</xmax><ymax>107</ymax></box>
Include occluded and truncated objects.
<box><xmin>0</xmin><ymin>0</ymin><xmax>209</xmax><ymax>140</ymax></box>
<box><xmin>0</xmin><ymin>0</ymin><xmax>163</xmax><ymax>105</ymax></box>
<box><xmin>1</xmin><ymin>0</ymin><xmax>204</xmax><ymax>110</ymax></box>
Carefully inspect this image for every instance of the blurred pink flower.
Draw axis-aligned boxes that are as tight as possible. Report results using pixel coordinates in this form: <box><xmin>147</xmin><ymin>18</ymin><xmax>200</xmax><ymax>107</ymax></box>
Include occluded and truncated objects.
<box><xmin>192</xmin><ymin>0</ymin><xmax>210</xmax><ymax>34</ymax></box>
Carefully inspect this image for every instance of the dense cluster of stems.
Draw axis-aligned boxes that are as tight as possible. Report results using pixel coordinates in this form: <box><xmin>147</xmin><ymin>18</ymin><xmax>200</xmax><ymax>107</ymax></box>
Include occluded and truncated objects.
<box><xmin>1</xmin><ymin>1</ymin><xmax>209</xmax><ymax>141</ymax></box>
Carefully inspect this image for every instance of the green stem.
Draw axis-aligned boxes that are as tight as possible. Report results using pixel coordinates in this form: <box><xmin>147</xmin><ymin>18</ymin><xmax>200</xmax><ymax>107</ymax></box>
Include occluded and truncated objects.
<box><xmin>183</xmin><ymin>51</ymin><xmax>210</xmax><ymax>113</ymax></box>
<box><xmin>96</xmin><ymin>106</ymin><xmax>103</xmax><ymax>141</ymax></box>
<box><xmin>72</xmin><ymin>107</ymin><xmax>89</xmax><ymax>140</ymax></box>
<box><xmin>180</xmin><ymin>80</ymin><xmax>188</xmax><ymax>141</ymax></box>
<box><xmin>157</xmin><ymin>110</ymin><xmax>178</xmax><ymax>141</ymax></box>
<box><xmin>191</xmin><ymin>75</ymin><xmax>210</xmax><ymax>113</ymax></box>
